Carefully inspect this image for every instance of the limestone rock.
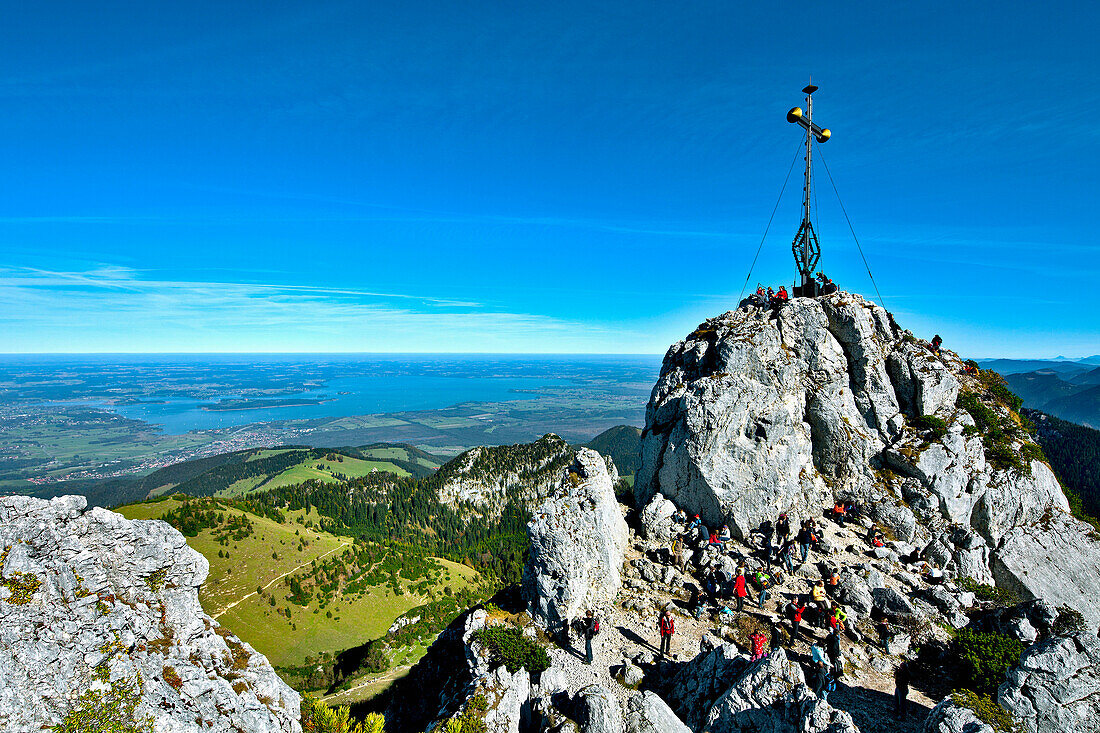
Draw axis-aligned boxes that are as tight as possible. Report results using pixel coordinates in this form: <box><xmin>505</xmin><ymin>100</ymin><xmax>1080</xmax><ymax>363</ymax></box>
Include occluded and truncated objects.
<box><xmin>523</xmin><ymin>450</ymin><xmax>629</xmax><ymax>630</ymax></box>
<box><xmin>0</xmin><ymin>495</ymin><xmax>301</xmax><ymax>733</ymax></box>
<box><xmin>435</xmin><ymin>434</ymin><xmax>577</xmax><ymax>517</ymax></box>
<box><xmin>623</xmin><ymin>691</ymin><xmax>691</xmax><ymax>733</ymax></box>
<box><xmin>993</xmin><ymin>514</ymin><xmax>1100</xmax><ymax>627</ymax></box>
<box><xmin>482</xmin><ymin>666</ymin><xmax>531</xmax><ymax>733</ymax></box>
<box><xmin>577</xmin><ymin>685</ymin><xmax>623</xmax><ymax>733</ymax></box>
<box><xmin>998</xmin><ymin>631</ymin><xmax>1100</xmax><ymax>733</ymax></box>
<box><xmin>635</xmin><ymin>291</ymin><xmax>1100</xmax><ymax>624</ymax></box>
<box><xmin>639</xmin><ymin>495</ymin><xmax>678</xmax><ymax>543</ymax></box>
<box><xmin>703</xmin><ymin>649</ymin><xmax>860</xmax><ymax>733</ymax></box>
<box><xmin>922</xmin><ymin>696</ymin><xmax>995</xmax><ymax>733</ymax></box>
<box><xmin>660</xmin><ymin>643</ymin><xmax>747</xmax><ymax>731</ymax></box>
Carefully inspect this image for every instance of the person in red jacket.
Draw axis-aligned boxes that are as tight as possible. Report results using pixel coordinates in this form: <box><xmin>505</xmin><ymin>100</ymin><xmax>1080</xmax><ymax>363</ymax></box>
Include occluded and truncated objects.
<box><xmin>750</xmin><ymin>629</ymin><xmax>769</xmax><ymax>661</ymax></box>
<box><xmin>658</xmin><ymin>608</ymin><xmax>675</xmax><ymax>659</ymax></box>
<box><xmin>734</xmin><ymin>567</ymin><xmax>752</xmax><ymax>613</ymax></box>
<box><xmin>791</xmin><ymin>600</ymin><xmax>806</xmax><ymax>641</ymax></box>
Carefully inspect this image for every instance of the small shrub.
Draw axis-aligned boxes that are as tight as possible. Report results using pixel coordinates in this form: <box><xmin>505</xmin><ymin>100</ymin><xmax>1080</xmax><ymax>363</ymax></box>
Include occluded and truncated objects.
<box><xmin>2</xmin><ymin>572</ymin><xmax>42</xmax><ymax>605</ymax></box>
<box><xmin>951</xmin><ymin>630</ymin><xmax>1025</xmax><ymax>696</ymax></box>
<box><xmin>300</xmin><ymin>693</ymin><xmax>378</xmax><ymax>733</ymax></box>
<box><xmin>951</xmin><ymin>689</ymin><xmax>1019</xmax><ymax>732</ymax></box>
<box><xmin>472</xmin><ymin>626</ymin><xmax>550</xmax><ymax>673</ymax></box>
<box><xmin>1019</xmin><ymin>443</ymin><xmax>1045</xmax><ymax>463</ymax></box>
<box><xmin>1052</xmin><ymin>606</ymin><xmax>1086</xmax><ymax>637</ymax></box>
<box><xmin>958</xmin><ymin>578</ymin><xmax>1019</xmax><ymax>608</ymax></box>
<box><xmin>50</xmin><ymin>675</ymin><xmax>154</xmax><ymax>733</ymax></box>
<box><xmin>162</xmin><ymin>665</ymin><xmax>183</xmax><ymax>691</ymax></box>
<box><xmin>986</xmin><ymin>442</ymin><xmax>1026</xmax><ymax>473</ymax></box>
<box><xmin>144</xmin><ymin>568</ymin><xmax>168</xmax><ymax>593</ymax></box>
<box><xmin>911</xmin><ymin>415</ymin><xmax>948</xmax><ymax>441</ymax></box>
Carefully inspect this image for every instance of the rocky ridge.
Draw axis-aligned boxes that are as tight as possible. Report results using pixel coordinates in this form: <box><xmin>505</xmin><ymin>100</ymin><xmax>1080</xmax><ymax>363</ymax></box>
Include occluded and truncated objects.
<box><xmin>0</xmin><ymin>494</ymin><xmax>300</xmax><ymax>733</ymax></box>
<box><xmin>434</xmin><ymin>434</ymin><xmax>578</xmax><ymax>518</ymax></box>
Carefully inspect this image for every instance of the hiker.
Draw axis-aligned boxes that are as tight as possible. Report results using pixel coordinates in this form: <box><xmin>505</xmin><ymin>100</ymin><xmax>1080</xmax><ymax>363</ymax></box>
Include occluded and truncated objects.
<box><xmin>658</xmin><ymin>608</ymin><xmax>675</xmax><ymax>659</ymax></box>
<box><xmin>931</xmin><ymin>334</ymin><xmax>942</xmax><ymax>354</ymax></box>
<box><xmin>581</xmin><ymin>609</ymin><xmax>598</xmax><ymax>665</ymax></box>
<box><xmin>771</xmin><ymin>623</ymin><xmax>787</xmax><ymax>652</ymax></box>
<box><xmin>894</xmin><ymin>660</ymin><xmax>911</xmax><ymax>718</ymax></box>
<box><xmin>810</xmin><ymin>580</ymin><xmax>827</xmax><ymax>605</ymax></box>
<box><xmin>689</xmin><ymin>514</ymin><xmax>703</xmax><ymax>533</ymax></box>
<box><xmin>754</xmin><ymin>569</ymin><xmax>771</xmax><ymax>609</ymax></box>
<box><xmin>824</xmin><ymin>567</ymin><xmax>840</xmax><ymax>596</ymax></box>
<box><xmin>871</xmin><ymin>530</ymin><xmax>885</xmax><ymax>548</ymax></box>
<box><xmin>830</xmin><ymin>605</ymin><xmax>848</xmax><ymax>634</ymax></box>
<box><xmin>831</xmin><ymin>501</ymin><xmax>847</xmax><ymax>527</ymax></box>
<box><xmin>790</xmin><ymin>599</ymin><xmax>806</xmax><ymax>641</ymax></box>
<box><xmin>924</xmin><ymin>563</ymin><xmax>945</xmax><ymax>585</ymax></box>
<box><xmin>754</xmin><ymin>520</ymin><xmax>775</xmax><ymax>567</ymax></box>
<box><xmin>780</xmin><ymin>539</ymin><xmax>797</xmax><ymax>574</ymax></box>
<box><xmin>688</xmin><ymin>583</ymin><xmax>704</xmax><ymax>619</ymax></box>
<box><xmin>797</xmin><ymin>521</ymin><xmax>815</xmax><ymax>562</ymax></box>
<box><xmin>826</xmin><ymin>629</ymin><xmax>843</xmax><ymax>678</ymax></box>
<box><xmin>776</xmin><ymin>513</ymin><xmax>792</xmax><ymax>545</ymax></box>
<box><xmin>810</xmin><ymin>640</ymin><xmax>827</xmax><ymax>672</ymax></box>
<box><xmin>718</xmin><ymin>524</ymin><xmax>732</xmax><ymax>546</ymax></box>
<box><xmin>750</xmin><ymin>629</ymin><xmax>768</xmax><ymax>661</ymax></box>
<box><xmin>767</xmin><ymin>286</ymin><xmax>775</xmax><ymax>301</ymax></box>
<box><xmin>734</xmin><ymin>567</ymin><xmax>751</xmax><ymax>613</ymax></box>
<box><xmin>776</xmin><ymin>286</ymin><xmax>789</xmax><ymax>303</ymax></box>
<box><xmin>708</xmin><ymin>530</ymin><xmax>723</xmax><ymax>548</ymax></box>
<box><xmin>674</xmin><ymin>541</ymin><xmax>690</xmax><ymax>573</ymax></box>
<box><xmin>876</xmin><ymin>616</ymin><xmax>892</xmax><ymax>651</ymax></box>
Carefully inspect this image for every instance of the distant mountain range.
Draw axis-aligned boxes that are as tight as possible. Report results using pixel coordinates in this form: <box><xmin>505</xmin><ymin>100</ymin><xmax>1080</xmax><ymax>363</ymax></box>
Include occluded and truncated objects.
<box><xmin>980</xmin><ymin>357</ymin><xmax>1100</xmax><ymax>428</ymax></box>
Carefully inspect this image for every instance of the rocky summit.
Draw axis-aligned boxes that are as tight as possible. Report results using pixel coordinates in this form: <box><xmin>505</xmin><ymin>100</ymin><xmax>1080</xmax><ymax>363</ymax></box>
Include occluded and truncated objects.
<box><xmin>636</xmin><ymin>291</ymin><xmax>1100</xmax><ymax>625</ymax></box>
<box><xmin>0</xmin><ymin>495</ymin><xmax>300</xmax><ymax>733</ymax></box>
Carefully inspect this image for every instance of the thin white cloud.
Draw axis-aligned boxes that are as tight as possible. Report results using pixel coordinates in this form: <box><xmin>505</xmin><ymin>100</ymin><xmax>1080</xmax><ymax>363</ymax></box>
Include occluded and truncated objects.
<box><xmin>0</xmin><ymin>265</ymin><xmax>643</xmax><ymax>353</ymax></box>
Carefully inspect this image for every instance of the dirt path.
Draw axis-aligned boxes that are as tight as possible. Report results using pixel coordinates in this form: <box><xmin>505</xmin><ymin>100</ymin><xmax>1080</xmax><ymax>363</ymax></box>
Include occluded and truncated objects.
<box><xmin>212</xmin><ymin>542</ymin><xmax>351</xmax><ymax>619</ymax></box>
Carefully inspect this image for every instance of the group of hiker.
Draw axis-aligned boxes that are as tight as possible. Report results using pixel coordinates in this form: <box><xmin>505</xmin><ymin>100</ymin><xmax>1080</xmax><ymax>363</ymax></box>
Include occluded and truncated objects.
<box><xmin>562</xmin><ymin>497</ymin><xmax>922</xmax><ymax>718</ymax></box>
<box><xmin>745</xmin><ymin>284</ymin><xmax>789</xmax><ymax>309</ymax></box>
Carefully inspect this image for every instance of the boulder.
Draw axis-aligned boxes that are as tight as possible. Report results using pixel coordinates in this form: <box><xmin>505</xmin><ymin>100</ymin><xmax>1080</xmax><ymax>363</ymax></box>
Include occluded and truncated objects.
<box><xmin>703</xmin><ymin>649</ymin><xmax>860</xmax><ymax>733</ymax></box>
<box><xmin>639</xmin><ymin>495</ymin><xmax>678</xmax><ymax>542</ymax></box>
<box><xmin>577</xmin><ymin>685</ymin><xmax>623</xmax><ymax>733</ymax></box>
<box><xmin>624</xmin><ymin>691</ymin><xmax>691</xmax><ymax>733</ymax></box>
<box><xmin>922</xmin><ymin>696</ymin><xmax>996</xmax><ymax>733</ymax></box>
<box><xmin>660</xmin><ymin>643</ymin><xmax>747</xmax><ymax>731</ymax></box>
<box><xmin>872</xmin><ymin>587</ymin><xmax>918</xmax><ymax>618</ymax></box>
<box><xmin>0</xmin><ymin>495</ymin><xmax>301</xmax><ymax>733</ymax></box>
<box><xmin>523</xmin><ymin>450</ymin><xmax>629</xmax><ymax>630</ymax></box>
<box><xmin>998</xmin><ymin>631</ymin><xmax>1100</xmax><ymax>733</ymax></box>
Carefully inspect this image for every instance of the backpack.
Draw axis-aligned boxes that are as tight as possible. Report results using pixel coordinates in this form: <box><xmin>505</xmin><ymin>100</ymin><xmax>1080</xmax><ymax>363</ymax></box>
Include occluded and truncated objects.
<box><xmin>592</xmin><ymin>619</ymin><xmax>600</xmax><ymax>634</ymax></box>
<box><xmin>825</xmin><ymin>676</ymin><xmax>836</xmax><ymax>693</ymax></box>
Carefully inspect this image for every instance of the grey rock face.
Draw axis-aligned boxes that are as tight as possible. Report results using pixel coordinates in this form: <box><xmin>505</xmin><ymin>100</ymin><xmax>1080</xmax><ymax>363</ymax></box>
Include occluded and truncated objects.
<box><xmin>993</xmin><ymin>514</ymin><xmax>1100</xmax><ymax>626</ymax></box>
<box><xmin>523</xmin><ymin>450</ymin><xmax>629</xmax><ymax>630</ymax></box>
<box><xmin>998</xmin><ymin>631</ymin><xmax>1100</xmax><ymax>733</ymax></box>
<box><xmin>0</xmin><ymin>495</ymin><xmax>301</xmax><ymax>733</ymax></box>
<box><xmin>624</xmin><ymin>691</ymin><xmax>691</xmax><ymax>733</ymax></box>
<box><xmin>636</xmin><ymin>292</ymin><xmax>1100</xmax><ymax>625</ymax></box>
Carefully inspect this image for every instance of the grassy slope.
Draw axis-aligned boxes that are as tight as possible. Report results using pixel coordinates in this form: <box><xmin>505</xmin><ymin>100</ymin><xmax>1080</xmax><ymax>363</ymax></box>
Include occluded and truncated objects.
<box><xmin>216</xmin><ymin>455</ymin><xmax>411</xmax><ymax>498</ymax></box>
<box><xmin>116</xmin><ymin>496</ymin><xmax>477</xmax><ymax>667</ymax></box>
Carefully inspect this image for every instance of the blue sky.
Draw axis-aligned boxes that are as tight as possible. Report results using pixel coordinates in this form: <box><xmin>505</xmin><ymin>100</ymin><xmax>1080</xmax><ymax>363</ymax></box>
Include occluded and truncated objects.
<box><xmin>0</xmin><ymin>1</ymin><xmax>1096</xmax><ymax>356</ymax></box>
